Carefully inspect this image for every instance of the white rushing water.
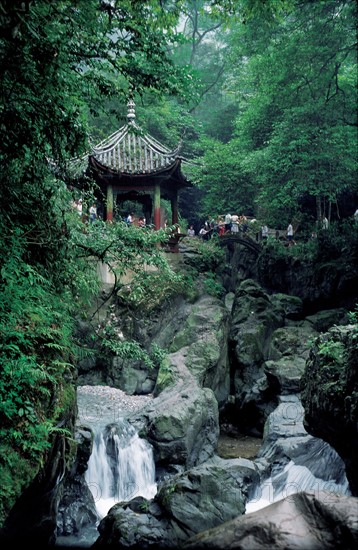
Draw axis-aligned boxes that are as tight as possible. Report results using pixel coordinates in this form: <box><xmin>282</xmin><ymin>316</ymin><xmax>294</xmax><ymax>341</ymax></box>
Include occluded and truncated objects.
<box><xmin>245</xmin><ymin>459</ymin><xmax>351</xmax><ymax>514</ymax></box>
<box><xmin>245</xmin><ymin>397</ymin><xmax>352</xmax><ymax>514</ymax></box>
<box><xmin>85</xmin><ymin>421</ymin><xmax>157</xmax><ymax>519</ymax></box>
<box><xmin>246</xmin><ymin>396</ymin><xmax>351</xmax><ymax>513</ymax></box>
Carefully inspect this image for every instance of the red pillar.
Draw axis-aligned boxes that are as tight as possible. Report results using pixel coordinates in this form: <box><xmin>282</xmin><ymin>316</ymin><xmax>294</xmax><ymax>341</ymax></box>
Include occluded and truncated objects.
<box><xmin>171</xmin><ymin>193</ymin><xmax>178</xmax><ymax>228</ymax></box>
<box><xmin>154</xmin><ymin>183</ymin><xmax>161</xmax><ymax>230</ymax></box>
<box><xmin>106</xmin><ymin>184</ymin><xmax>113</xmax><ymax>222</ymax></box>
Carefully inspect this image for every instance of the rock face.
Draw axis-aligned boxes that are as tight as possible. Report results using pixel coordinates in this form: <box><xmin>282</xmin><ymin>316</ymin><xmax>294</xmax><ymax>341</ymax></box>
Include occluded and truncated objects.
<box><xmin>183</xmin><ymin>491</ymin><xmax>358</xmax><ymax>549</ymax></box>
<box><xmin>221</xmin><ymin>237</ymin><xmax>358</xmax><ymax>312</ymax></box>
<box><xmin>255</xmin><ymin>242</ymin><xmax>358</xmax><ymax>312</ymax></box>
<box><xmin>125</xmin><ymin>293</ymin><xmax>230</xmax><ymax>472</ymax></box>
<box><xmin>76</xmin><ymin>291</ymin><xmax>231</xmax><ymax>472</ymax></box>
<box><xmin>225</xmin><ymin>279</ymin><xmax>319</xmax><ymax>435</ymax></box>
<box><xmin>93</xmin><ymin>456</ymin><xmax>260</xmax><ymax>548</ymax></box>
<box><xmin>301</xmin><ymin>324</ymin><xmax>358</xmax><ymax>496</ymax></box>
<box><xmin>138</xmin><ymin>377</ymin><xmax>220</xmax><ymax>469</ymax></box>
<box><xmin>56</xmin><ymin>426</ymin><xmax>99</xmax><ymax>541</ymax></box>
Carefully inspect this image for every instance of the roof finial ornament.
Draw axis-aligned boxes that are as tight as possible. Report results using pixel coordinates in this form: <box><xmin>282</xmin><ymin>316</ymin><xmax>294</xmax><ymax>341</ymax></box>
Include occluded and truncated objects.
<box><xmin>127</xmin><ymin>98</ymin><xmax>136</xmax><ymax>124</ymax></box>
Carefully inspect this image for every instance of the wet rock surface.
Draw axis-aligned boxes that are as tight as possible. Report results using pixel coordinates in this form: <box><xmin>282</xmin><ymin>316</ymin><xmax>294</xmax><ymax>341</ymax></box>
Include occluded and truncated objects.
<box><xmin>184</xmin><ymin>491</ymin><xmax>358</xmax><ymax>550</ymax></box>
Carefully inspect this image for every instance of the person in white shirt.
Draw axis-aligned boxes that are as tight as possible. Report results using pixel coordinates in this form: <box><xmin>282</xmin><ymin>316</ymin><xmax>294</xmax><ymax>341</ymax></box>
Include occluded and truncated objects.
<box><xmin>89</xmin><ymin>203</ymin><xmax>97</xmax><ymax>222</ymax></box>
<box><xmin>199</xmin><ymin>226</ymin><xmax>208</xmax><ymax>239</ymax></box>
<box><xmin>322</xmin><ymin>216</ymin><xmax>329</xmax><ymax>230</ymax></box>
<box><xmin>261</xmin><ymin>224</ymin><xmax>269</xmax><ymax>239</ymax></box>
<box><xmin>287</xmin><ymin>223</ymin><xmax>294</xmax><ymax>242</ymax></box>
<box><xmin>224</xmin><ymin>213</ymin><xmax>232</xmax><ymax>233</ymax></box>
<box><xmin>231</xmin><ymin>214</ymin><xmax>239</xmax><ymax>233</ymax></box>
<box><xmin>76</xmin><ymin>199</ymin><xmax>83</xmax><ymax>217</ymax></box>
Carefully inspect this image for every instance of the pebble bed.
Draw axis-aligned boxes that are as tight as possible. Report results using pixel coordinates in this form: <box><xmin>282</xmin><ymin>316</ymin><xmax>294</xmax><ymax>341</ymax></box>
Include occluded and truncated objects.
<box><xmin>77</xmin><ymin>384</ymin><xmax>153</xmax><ymax>428</ymax></box>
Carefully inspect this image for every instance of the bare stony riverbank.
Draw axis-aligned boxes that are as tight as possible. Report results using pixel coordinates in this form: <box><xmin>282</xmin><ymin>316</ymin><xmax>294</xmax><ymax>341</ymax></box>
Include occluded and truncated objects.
<box><xmin>76</xmin><ymin>384</ymin><xmax>154</xmax><ymax>428</ymax></box>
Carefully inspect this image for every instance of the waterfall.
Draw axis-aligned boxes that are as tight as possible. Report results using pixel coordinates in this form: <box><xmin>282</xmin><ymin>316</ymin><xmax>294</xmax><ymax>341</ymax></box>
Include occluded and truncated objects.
<box><xmin>245</xmin><ymin>397</ymin><xmax>352</xmax><ymax>514</ymax></box>
<box><xmin>246</xmin><ymin>456</ymin><xmax>351</xmax><ymax>514</ymax></box>
<box><xmin>85</xmin><ymin>420</ymin><xmax>157</xmax><ymax>519</ymax></box>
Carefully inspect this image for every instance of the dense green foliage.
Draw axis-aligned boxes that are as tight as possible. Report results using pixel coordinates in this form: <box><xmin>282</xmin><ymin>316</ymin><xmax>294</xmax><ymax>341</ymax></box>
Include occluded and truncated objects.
<box><xmin>0</xmin><ymin>0</ymin><xmax>192</xmax><ymax>525</ymax></box>
<box><xmin>179</xmin><ymin>0</ymin><xmax>357</xmax><ymax>228</ymax></box>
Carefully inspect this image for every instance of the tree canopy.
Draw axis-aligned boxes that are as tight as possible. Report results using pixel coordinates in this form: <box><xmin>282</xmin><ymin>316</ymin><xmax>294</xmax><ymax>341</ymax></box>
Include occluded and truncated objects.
<box><xmin>182</xmin><ymin>0</ymin><xmax>357</xmax><ymax>226</ymax></box>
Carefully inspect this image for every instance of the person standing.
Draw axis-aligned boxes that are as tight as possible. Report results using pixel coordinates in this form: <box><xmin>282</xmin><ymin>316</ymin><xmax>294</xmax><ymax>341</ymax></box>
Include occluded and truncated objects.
<box><xmin>241</xmin><ymin>214</ymin><xmax>248</xmax><ymax>233</ymax></box>
<box><xmin>89</xmin><ymin>203</ymin><xmax>97</xmax><ymax>222</ymax></box>
<box><xmin>224</xmin><ymin>213</ymin><xmax>232</xmax><ymax>233</ymax></box>
<box><xmin>199</xmin><ymin>226</ymin><xmax>208</xmax><ymax>239</ymax></box>
<box><xmin>218</xmin><ymin>217</ymin><xmax>225</xmax><ymax>236</ymax></box>
<box><xmin>261</xmin><ymin>224</ymin><xmax>269</xmax><ymax>240</ymax></box>
<box><xmin>76</xmin><ymin>199</ymin><xmax>83</xmax><ymax>218</ymax></box>
<box><xmin>231</xmin><ymin>214</ymin><xmax>239</xmax><ymax>233</ymax></box>
<box><xmin>287</xmin><ymin>222</ymin><xmax>294</xmax><ymax>242</ymax></box>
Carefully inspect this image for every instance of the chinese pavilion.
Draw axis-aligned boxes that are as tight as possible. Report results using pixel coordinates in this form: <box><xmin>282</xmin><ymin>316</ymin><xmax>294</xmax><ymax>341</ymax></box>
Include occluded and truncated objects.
<box><xmin>72</xmin><ymin>100</ymin><xmax>192</xmax><ymax>230</ymax></box>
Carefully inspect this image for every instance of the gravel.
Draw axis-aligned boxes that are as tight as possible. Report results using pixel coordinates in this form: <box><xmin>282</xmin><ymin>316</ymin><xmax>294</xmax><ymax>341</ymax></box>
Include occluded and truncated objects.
<box><xmin>76</xmin><ymin>384</ymin><xmax>153</xmax><ymax>428</ymax></box>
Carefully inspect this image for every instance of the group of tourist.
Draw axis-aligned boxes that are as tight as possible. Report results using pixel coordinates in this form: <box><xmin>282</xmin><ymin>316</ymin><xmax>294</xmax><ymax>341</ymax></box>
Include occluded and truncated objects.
<box><xmin>186</xmin><ymin>215</ymin><xmax>334</xmax><ymax>247</ymax></box>
<box><xmin>72</xmin><ymin>199</ymin><xmax>98</xmax><ymax>223</ymax></box>
<box><xmin>73</xmin><ymin>200</ymin><xmax>358</xmax><ymax>242</ymax></box>
<box><xmin>222</xmin><ymin>213</ymin><xmax>249</xmax><ymax>234</ymax></box>
<box><xmin>125</xmin><ymin>213</ymin><xmax>146</xmax><ymax>228</ymax></box>
<box><xmin>261</xmin><ymin>215</ymin><xmax>331</xmax><ymax>246</ymax></box>
<box><xmin>187</xmin><ymin>214</ymin><xmax>251</xmax><ymax>239</ymax></box>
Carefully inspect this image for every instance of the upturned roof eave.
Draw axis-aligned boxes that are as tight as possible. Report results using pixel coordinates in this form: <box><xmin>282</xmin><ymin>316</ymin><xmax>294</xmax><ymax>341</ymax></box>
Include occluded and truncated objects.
<box><xmin>89</xmin><ymin>155</ymin><xmax>191</xmax><ymax>180</ymax></box>
<box><xmin>92</xmin><ymin>122</ymin><xmax>181</xmax><ymax>158</ymax></box>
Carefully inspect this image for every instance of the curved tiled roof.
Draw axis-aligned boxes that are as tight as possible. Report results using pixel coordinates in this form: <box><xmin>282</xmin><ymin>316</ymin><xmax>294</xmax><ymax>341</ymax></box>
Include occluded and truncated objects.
<box><xmin>67</xmin><ymin>100</ymin><xmax>186</xmax><ymax>180</ymax></box>
<box><xmin>91</xmin><ymin>122</ymin><xmax>182</xmax><ymax>175</ymax></box>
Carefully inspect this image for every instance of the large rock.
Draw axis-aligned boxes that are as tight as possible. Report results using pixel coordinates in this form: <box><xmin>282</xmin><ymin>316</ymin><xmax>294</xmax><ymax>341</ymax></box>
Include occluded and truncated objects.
<box><xmin>229</xmin><ymin>280</ymin><xmax>285</xmax><ymax>415</ymax></box>
<box><xmin>165</xmin><ymin>294</ymin><xmax>230</xmax><ymax>407</ymax></box>
<box><xmin>93</xmin><ymin>455</ymin><xmax>259</xmax><ymax>548</ymax></box>
<box><xmin>301</xmin><ymin>324</ymin><xmax>358</xmax><ymax>496</ymax></box>
<box><xmin>226</xmin><ymin>281</ymin><xmax>310</xmax><ymax>434</ymax></box>
<box><xmin>264</xmin><ymin>356</ymin><xmax>308</xmax><ymax>395</ymax></box>
<box><xmin>132</xmin><ymin>352</ymin><xmax>220</xmax><ymax>470</ymax></box>
<box><xmin>184</xmin><ymin>491</ymin><xmax>358</xmax><ymax>549</ymax></box>
<box><xmin>56</xmin><ymin>426</ymin><xmax>99</xmax><ymax>545</ymax></box>
<box><xmin>255</xmin><ymin>395</ymin><xmax>350</xmax><ymax>494</ymax></box>
<box><xmin>155</xmin><ymin>456</ymin><xmax>258</xmax><ymax>538</ymax></box>
<box><xmin>305</xmin><ymin>308</ymin><xmax>349</xmax><ymax>332</ymax></box>
<box><xmin>264</xmin><ymin>320</ymin><xmax>317</xmax><ymax>397</ymax></box>
<box><xmin>128</xmin><ymin>294</ymin><xmax>231</xmax><ymax>471</ymax></box>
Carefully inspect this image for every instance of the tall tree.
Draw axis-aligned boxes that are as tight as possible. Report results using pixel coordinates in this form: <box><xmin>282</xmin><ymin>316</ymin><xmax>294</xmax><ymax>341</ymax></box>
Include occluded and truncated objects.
<box><xmin>229</xmin><ymin>0</ymin><xmax>358</xmax><ymax>225</ymax></box>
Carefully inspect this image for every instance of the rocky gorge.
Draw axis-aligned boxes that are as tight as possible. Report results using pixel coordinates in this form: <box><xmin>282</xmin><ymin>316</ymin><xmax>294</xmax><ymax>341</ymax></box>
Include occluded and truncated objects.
<box><xmin>1</xmin><ymin>236</ymin><xmax>357</xmax><ymax>549</ymax></box>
